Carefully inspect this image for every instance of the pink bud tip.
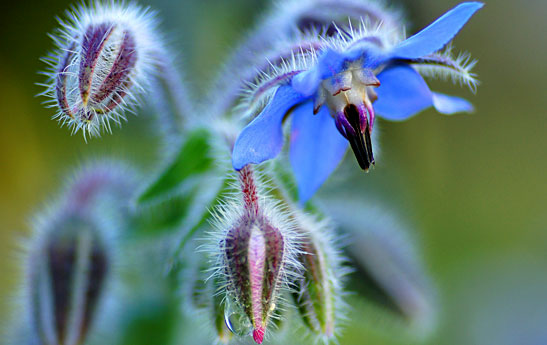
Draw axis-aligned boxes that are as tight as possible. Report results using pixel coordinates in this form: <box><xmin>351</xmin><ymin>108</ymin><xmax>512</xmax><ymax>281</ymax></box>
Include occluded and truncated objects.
<box><xmin>253</xmin><ymin>327</ymin><xmax>265</xmax><ymax>344</ymax></box>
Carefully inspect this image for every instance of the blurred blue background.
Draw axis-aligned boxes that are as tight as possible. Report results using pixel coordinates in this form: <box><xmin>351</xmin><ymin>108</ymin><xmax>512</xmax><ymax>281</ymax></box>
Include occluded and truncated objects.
<box><xmin>1</xmin><ymin>0</ymin><xmax>546</xmax><ymax>344</ymax></box>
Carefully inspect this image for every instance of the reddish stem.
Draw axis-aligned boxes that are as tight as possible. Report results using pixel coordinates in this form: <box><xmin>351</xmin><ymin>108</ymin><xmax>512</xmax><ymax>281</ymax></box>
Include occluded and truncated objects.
<box><xmin>238</xmin><ymin>166</ymin><xmax>259</xmax><ymax>216</ymax></box>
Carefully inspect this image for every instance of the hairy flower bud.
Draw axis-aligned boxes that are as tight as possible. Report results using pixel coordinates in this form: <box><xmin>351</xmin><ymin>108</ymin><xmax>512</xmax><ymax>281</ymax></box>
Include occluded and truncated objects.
<box><xmin>41</xmin><ymin>2</ymin><xmax>162</xmax><ymax>138</ymax></box>
<box><xmin>28</xmin><ymin>214</ymin><xmax>109</xmax><ymax>345</ymax></box>
<box><xmin>12</xmin><ymin>161</ymin><xmax>136</xmax><ymax>345</ymax></box>
<box><xmin>291</xmin><ymin>213</ymin><xmax>346</xmax><ymax>341</ymax></box>
<box><xmin>208</xmin><ymin>167</ymin><xmax>300</xmax><ymax>344</ymax></box>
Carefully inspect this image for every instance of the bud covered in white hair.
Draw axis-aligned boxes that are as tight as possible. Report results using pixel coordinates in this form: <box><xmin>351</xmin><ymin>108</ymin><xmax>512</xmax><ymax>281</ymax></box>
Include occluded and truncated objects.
<box><xmin>28</xmin><ymin>213</ymin><xmax>109</xmax><ymax>345</ymax></box>
<box><xmin>17</xmin><ymin>161</ymin><xmax>136</xmax><ymax>345</ymax></box>
<box><xmin>208</xmin><ymin>167</ymin><xmax>301</xmax><ymax>344</ymax></box>
<box><xmin>41</xmin><ymin>1</ymin><xmax>163</xmax><ymax>138</ymax></box>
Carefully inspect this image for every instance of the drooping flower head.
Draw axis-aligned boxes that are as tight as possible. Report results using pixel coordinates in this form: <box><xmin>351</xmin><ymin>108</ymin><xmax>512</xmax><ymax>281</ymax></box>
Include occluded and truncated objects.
<box><xmin>41</xmin><ymin>1</ymin><xmax>162</xmax><ymax>138</ymax></box>
<box><xmin>232</xmin><ymin>2</ymin><xmax>483</xmax><ymax>203</ymax></box>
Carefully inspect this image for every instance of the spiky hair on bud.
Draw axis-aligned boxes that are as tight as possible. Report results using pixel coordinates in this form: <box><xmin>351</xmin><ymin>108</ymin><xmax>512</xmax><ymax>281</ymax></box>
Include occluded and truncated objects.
<box><xmin>290</xmin><ymin>211</ymin><xmax>349</xmax><ymax>344</ymax></box>
<box><xmin>61</xmin><ymin>159</ymin><xmax>138</xmax><ymax>210</ymax></box>
<box><xmin>26</xmin><ymin>209</ymin><xmax>111</xmax><ymax>345</ymax></box>
<box><xmin>204</xmin><ymin>167</ymin><xmax>302</xmax><ymax>344</ymax></box>
<box><xmin>40</xmin><ymin>1</ymin><xmax>163</xmax><ymax>138</ymax></box>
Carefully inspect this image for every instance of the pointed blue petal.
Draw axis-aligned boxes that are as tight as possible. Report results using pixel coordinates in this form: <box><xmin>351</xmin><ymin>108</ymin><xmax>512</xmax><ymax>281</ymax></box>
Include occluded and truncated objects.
<box><xmin>290</xmin><ymin>102</ymin><xmax>348</xmax><ymax>203</ymax></box>
<box><xmin>374</xmin><ymin>65</ymin><xmax>433</xmax><ymax>121</ymax></box>
<box><xmin>232</xmin><ymin>85</ymin><xmax>305</xmax><ymax>170</ymax></box>
<box><xmin>391</xmin><ymin>2</ymin><xmax>483</xmax><ymax>59</ymax></box>
<box><xmin>432</xmin><ymin>92</ymin><xmax>474</xmax><ymax>114</ymax></box>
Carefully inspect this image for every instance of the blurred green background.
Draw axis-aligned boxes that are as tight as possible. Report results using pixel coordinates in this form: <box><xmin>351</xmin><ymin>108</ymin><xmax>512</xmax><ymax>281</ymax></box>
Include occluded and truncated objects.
<box><xmin>1</xmin><ymin>0</ymin><xmax>546</xmax><ymax>344</ymax></box>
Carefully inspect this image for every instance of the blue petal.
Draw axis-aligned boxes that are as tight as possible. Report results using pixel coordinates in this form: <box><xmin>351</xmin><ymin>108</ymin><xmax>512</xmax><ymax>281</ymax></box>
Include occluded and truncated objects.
<box><xmin>292</xmin><ymin>45</ymin><xmax>387</xmax><ymax>96</ymax></box>
<box><xmin>391</xmin><ymin>2</ymin><xmax>483</xmax><ymax>59</ymax></box>
<box><xmin>374</xmin><ymin>65</ymin><xmax>433</xmax><ymax>121</ymax></box>
<box><xmin>432</xmin><ymin>92</ymin><xmax>474</xmax><ymax>114</ymax></box>
<box><xmin>290</xmin><ymin>102</ymin><xmax>348</xmax><ymax>203</ymax></box>
<box><xmin>232</xmin><ymin>85</ymin><xmax>306</xmax><ymax>170</ymax></box>
<box><xmin>291</xmin><ymin>69</ymin><xmax>321</xmax><ymax>97</ymax></box>
<box><xmin>292</xmin><ymin>48</ymin><xmax>369</xmax><ymax>96</ymax></box>
<box><xmin>292</xmin><ymin>49</ymin><xmax>347</xmax><ymax>96</ymax></box>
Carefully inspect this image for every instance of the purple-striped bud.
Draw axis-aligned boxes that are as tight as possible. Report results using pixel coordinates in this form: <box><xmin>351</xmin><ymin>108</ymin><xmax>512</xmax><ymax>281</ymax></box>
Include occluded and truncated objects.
<box><xmin>210</xmin><ymin>167</ymin><xmax>300</xmax><ymax>344</ymax></box>
<box><xmin>291</xmin><ymin>214</ymin><xmax>346</xmax><ymax>341</ymax></box>
<box><xmin>41</xmin><ymin>2</ymin><xmax>161</xmax><ymax>137</ymax></box>
<box><xmin>28</xmin><ymin>214</ymin><xmax>109</xmax><ymax>345</ymax></box>
<box><xmin>16</xmin><ymin>161</ymin><xmax>135</xmax><ymax>345</ymax></box>
<box><xmin>224</xmin><ymin>214</ymin><xmax>284</xmax><ymax>344</ymax></box>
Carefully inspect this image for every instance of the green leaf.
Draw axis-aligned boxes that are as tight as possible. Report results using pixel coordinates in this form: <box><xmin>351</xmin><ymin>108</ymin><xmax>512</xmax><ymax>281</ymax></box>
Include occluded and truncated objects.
<box><xmin>131</xmin><ymin>193</ymin><xmax>195</xmax><ymax>236</ymax></box>
<box><xmin>118</xmin><ymin>297</ymin><xmax>179</xmax><ymax>345</ymax></box>
<box><xmin>138</xmin><ymin>128</ymin><xmax>214</xmax><ymax>203</ymax></box>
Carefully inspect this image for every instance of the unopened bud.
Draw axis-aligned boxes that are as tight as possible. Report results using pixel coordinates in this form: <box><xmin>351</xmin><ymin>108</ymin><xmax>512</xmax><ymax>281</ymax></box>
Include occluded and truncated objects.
<box><xmin>209</xmin><ymin>167</ymin><xmax>300</xmax><ymax>344</ymax></box>
<box><xmin>291</xmin><ymin>214</ymin><xmax>346</xmax><ymax>341</ymax></box>
<box><xmin>20</xmin><ymin>161</ymin><xmax>134</xmax><ymax>345</ymax></box>
<box><xmin>41</xmin><ymin>2</ymin><xmax>161</xmax><ymax>137</ymax></box>
<box><xmin>224</xmin><ymin>217</ymin><xmax>284</xmax><ymax>344</ymax></box>
<box><xmin>28</xmin><ymin>214</ymin><xmax>109</xmax><ymax>345</ymax></box>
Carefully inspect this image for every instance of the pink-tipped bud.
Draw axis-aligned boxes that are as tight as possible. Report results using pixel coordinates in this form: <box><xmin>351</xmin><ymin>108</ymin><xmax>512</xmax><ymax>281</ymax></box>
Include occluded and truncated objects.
<box><xmin>211</xmin><ymin>167</ymin><xmax>300</xmax><ymax>344</ymax></box>
<box><xmin>252</xmin><ymin>326</ymin><xmax>265</xmax><ymax>344</ymax></box>
<box><xmin>224</xmin><ymin>216</ymin><xmax>284</xmax><ymax>342</ymax></box>
<box><xmin>42</xmin><ymin>2</ymin><xmax>162</xmax><ymax>137</ymax></box>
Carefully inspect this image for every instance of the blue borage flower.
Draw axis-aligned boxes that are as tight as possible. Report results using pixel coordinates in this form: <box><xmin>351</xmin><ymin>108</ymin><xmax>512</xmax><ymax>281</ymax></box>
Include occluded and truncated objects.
<box><xmin>232</xmin><ymin>2</ymin><xmax>483</xmax><ymax>203</ymax></box>
<box><xmin>207</xmin><ymin>0</ymin><xmax>402</xmax><ymax>118</ymax></box>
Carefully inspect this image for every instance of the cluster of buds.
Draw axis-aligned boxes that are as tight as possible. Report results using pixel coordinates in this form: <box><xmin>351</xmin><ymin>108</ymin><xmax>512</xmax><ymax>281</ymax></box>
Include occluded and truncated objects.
<box><xmin>207</xmin><ymin>166</ymin><xmax>349</xmax><ymax>344</ymax></box>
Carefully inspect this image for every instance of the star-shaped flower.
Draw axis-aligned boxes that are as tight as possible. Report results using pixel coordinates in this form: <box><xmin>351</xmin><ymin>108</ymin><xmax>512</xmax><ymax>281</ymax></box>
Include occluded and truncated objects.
<box><xmin>232</xmin><ymin>2</ymin><xmax>483</xmax><ymax>202</ymax></box>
